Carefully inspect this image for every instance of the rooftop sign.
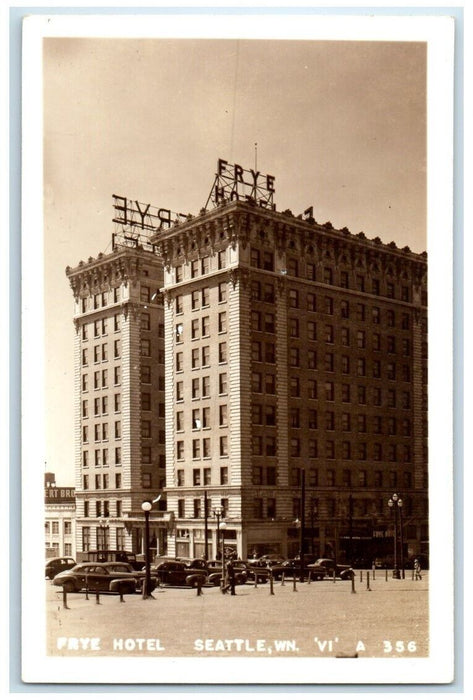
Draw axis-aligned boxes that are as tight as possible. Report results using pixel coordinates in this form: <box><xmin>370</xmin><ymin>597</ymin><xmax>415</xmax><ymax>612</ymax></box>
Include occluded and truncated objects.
<box><xmin>206</xmin><ymin>158</ymin><xmax>276</xmax><ymax>210</ymax></box>
<box><xmin>112</xmin><ymin>195</ymin><xmax>187</xmax><ymax>252</ymax></box>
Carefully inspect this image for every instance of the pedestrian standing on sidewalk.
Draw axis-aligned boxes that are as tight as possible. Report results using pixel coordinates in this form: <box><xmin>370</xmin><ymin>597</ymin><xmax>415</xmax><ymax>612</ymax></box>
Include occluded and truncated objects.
<box><xmin>414</xmin><ymin>558</ymin><xmax>422</xmax><ymax>580</ymax></box>
<box><xmin>226</xmin><ymin>560</ymin><xmax>236</xmax><ymax>595</ymax></box>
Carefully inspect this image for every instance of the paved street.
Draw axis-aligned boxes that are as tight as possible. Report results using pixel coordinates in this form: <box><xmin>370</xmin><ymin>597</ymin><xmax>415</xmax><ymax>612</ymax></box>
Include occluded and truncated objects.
<box><xmin>46</xmin><ymin>571</ymin><xmax>429</xmax><ymax>659</ymax></box>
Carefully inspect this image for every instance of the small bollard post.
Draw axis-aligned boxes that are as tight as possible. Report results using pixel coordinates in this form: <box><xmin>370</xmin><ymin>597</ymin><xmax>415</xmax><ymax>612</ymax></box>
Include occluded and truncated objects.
<box><xmin>333</xmin><ymin>570</ymin><xmax>336</xmax><ymax>583</ymax></box>
<box><xmin>351</xmin><ymin>575</ymin><xmax>356</xmax><ymax>594</ymax></box>
<box><xmin>372</xmin><ymin>566</ymin><xmax>376</xmax><ymax>581</ymax></box>
<box><xmin>367</xmin><ymin>571</ymin><xmax>371</xmax><ymax>591</ymax></box>
<box><xmin>95</xmin><ymin>590</ymin><xmax>100</xmax><ymax>605</ymax></box>
<box><xmin>62</xmin><ymin>588</ymin><xmax>69</xmax><ymax>609</ymax></box>
<box><xmin>269</xmin><ymin>572</ymin><xmax>275</xmax><ymax>596</ymax></box>
<box><xmin>308</xmin><ymin>571</ymin><xmax>311</xmax><ymax>585</ymax></box>
<box><xmin>197</xmin><ymin>579</ymin><xmax>203</xmax><ymax>596</ymax></box>
<box><xmin>281</xmin><ymin>572</ymin><xmax>285</xmax><ymax>586</ymax></box>
<box><xmin>85</xmin><ymin>586</ymin><xmax>89</xmax><ymax>600</ymax></box>
<box><xmin>292</xmin><ymin>568</ymin><xmax>297</xmax><ymax>592</ymax></box>
<box><xmin>254</xmin><ymin>573</ymin><xmax>258</xmax><ymax>588</ymax></box>
<box><xmin>119</xmin><ymin>590</ymin><xmax>125</xmax><ymax>603</ymax></box>
<box><xmin>360</xmin><ymin>570</ymin><xmax>363</xmax><ymax>583</ymax></box>
<box><xmin>385</xmin><ymin>569</ymin><xmax>388</xmax><ymax>582</ymax></box>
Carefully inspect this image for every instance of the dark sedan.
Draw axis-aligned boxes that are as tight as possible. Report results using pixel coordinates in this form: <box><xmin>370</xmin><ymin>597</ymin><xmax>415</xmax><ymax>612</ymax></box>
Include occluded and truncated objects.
<box><xmin>278</xmin><ymin>558</ymin><xmax>326</xmax><ymax>580</ymax></box>
<box><xmin>152</xmin><ymin>560</ymin><xmax>207</xmax><ymax>588</ymax></box>
<box><xmin>45</xmin><ymin>556</ymin><xmax>76</xmax><ymax>579</ymax></box>
<box><xmin>52</xmin><ymin>562</ymin><xmax>157</xmax><ymax>594</ymax></box>
<box><xmin>309</xmin><ymin>558</ymin><xmax>354</xmax><ymax>580</ymax></box>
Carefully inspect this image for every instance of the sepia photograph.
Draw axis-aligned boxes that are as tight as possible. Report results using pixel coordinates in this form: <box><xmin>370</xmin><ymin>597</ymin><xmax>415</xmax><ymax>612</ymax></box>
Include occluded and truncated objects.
<box><xmin>20</xmin><ymin>10</ymin><xmax>455</xmax><ymax>687</ymax></box>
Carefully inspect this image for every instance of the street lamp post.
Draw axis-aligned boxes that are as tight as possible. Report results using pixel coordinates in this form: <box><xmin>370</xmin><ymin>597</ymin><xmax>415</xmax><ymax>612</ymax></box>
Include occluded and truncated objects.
<box><xmin>220</xmin><ymin>520</ymin><xmax>227</xmax><ymax>592</ymax></box>
<box><xmin>212</xmin><ymin>506</ymin><xmax>224</xmax><ymax>559</ymax></box>
<box><xmin>310</xmin><ymin>498</ymin><xmax>317</xmax><ymax>556</ymax></box>
<box><xmin>141</xmin><ymin>500</ymin><xmax>152</xmax><ymax>598</ymax></box>
<box><xmin>398</xmin><ymin>497</ymin><xmax>405</xmax><ymax>579</ymax></box>
<box><xmin>299</xmin><ymin>468</ymin><xmax>306</xmax><ymax>582</ymax></box>
<box><xmin>388</xmin><ymin>493</ymin><xmax>402</xmax><ymax>580</ymax></box>
<box><xmin>204</xmin><ymin>491</ymin><xmax>209</xmax><ymax>561</ymax></box>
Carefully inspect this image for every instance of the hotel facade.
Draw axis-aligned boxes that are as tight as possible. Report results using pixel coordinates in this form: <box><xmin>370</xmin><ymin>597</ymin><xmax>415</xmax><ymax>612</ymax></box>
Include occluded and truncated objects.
<box><xmin>66</xmin><ymin>167</ymin><xmax>428</xmax><ymax>565</ymax></box>
<box><xmin>153</xmin><ymin>200</ymin><xmax>428</xmax><ymax>563</ymax></box>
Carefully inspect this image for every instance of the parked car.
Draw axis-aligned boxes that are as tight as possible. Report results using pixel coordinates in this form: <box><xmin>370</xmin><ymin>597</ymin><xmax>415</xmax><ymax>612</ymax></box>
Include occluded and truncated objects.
<box><xmin>309</xmin><ymin>558</ymin><xmax>354</xmax><ymax>580</ymax></box>
<box><xmin>279</xmin><ymin>557</ymin><xmax>325</xmax><ymax>580</ymax></box>
<box><xmin>82</xmin><ymin>550</ymin><xmax>144</xmax><ymax>571</ymax></box>
<box><xmin>45</xmin><ymin>556</ymin><xmax>76</xmax><ymax>580</ymax></box>
<box><xmin>152</xmin><ymin>560</ymin><xmax>207</xmax><ymax>588</ymax></box>
<box><xmin>52</xmin><ymin>562</ymin><xmax>157</xmax><ymax>594</ymax></box>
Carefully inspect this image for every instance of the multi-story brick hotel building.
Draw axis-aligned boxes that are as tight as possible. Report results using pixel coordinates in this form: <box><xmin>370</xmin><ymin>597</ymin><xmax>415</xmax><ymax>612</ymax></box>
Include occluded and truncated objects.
<box><xmin>67</xmin><ymin>160</ymin><xmax>428</xmax><ymax>564</ymax></box>
<box><xmin>66</xmin><ymin>247</ymin><xmax>169</xmax><ymax>558</ymax></box>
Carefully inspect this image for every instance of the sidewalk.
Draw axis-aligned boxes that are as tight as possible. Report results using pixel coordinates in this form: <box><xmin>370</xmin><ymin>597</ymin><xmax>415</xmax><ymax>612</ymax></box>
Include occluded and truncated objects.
<box><xmin>47</xmin><ymin>572</ymin><xmax>429</xmax><ymax>658</ymax></box>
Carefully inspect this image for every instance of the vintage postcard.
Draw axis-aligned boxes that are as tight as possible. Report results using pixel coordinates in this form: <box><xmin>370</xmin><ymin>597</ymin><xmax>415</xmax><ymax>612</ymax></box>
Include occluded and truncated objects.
<box><xmin>21</xmin><ymin>11</ymin><xmax>455</xmax><ymax>687</ymax></box>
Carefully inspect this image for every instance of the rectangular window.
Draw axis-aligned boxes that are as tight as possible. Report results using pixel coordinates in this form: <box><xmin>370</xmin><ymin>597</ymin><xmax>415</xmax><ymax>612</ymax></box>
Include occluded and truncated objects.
<box><xmin>340</xmin><ymin>271</ymin><xmax>349</xmax><ymax>289</ymax></box>
<box><xmin>308</xmin><ymin>349</ymin><xmax>317</xmax><ymax>369</ymax></box>
<box><xmin>220</xmin><ymin>436</ymin><xmax>228</xmax><ymax>457</ymax></box>
<box><xmin>308</xmin><ymin>409</ymin><xmax>318</xmax><ymax>429</ymax></box>
<box><xmin>252</xmin><ymin>372</ymin><xmax>262</xmax><ymax>393</ymax></box>
<box><xmin>218</xmin><ymin>282</ymin><xmax>227</xmax><ymax>302</ymax></box>
<box><xmin>219</xmin><ymin>373</ymin><xmax>227</xmax><ymax>394</ymax></box>
<box><xmin>220</xmin><ymin>466</ymin><xmax>228</xmax><ymax>485</ymax></box>
<box><xmin>373</xmin><ymin>387</ymin><xmax>382</xmax><ymax>406</ymax></box>
<box><xmin>264</xmin><ymin>283</ymin><xmax>275</xmax><ymax>302</ymax></box>
<box><xmin>191</xmin><ymin>318</ymin><xmax>199</xmax><ymax>340</ymax></box>
<box><xmin>115</xmin><ymin>447</ymin><xmax>121</xmax><ymax>465</ymax></box>
<box><xmin>202</xmin><ymin>376</ymin><xmax>210</xmax><ymax>397</ymax></box>
<box><xmin>177</xmin><ymin>441</ymin><xmax>184</xmax><ymax>460</ymax></box>
<box><xmin>251</xmin><ymin>311</ymin><xmax>261</xmax><ymax>331</ymax></box>
<box><xmin>176</xmin><ymin>352</ymin><xmax>184</xmax><ymax>372</ymax></box>
<box><xmin>306</xmin><ymin>321</ymin><xmax>316</xmax><ymax>341</ymax></box>
<box><xmin>141</xmin><ymin>365</ymin><xmax>151</xmax><ymax>383</ymax></box>
<box><xmin>341</xmin><ymin>412</ymin><xmax>351</xmax><ymax>431</ymax></box>
<box><xmin>290</xmin><ymin>376</ymin><xmax>300</xmax><ymax>397</ymax></box>
<box><xmin>263</xmin><ymin>251</ymin><xmax>274</xmax><ymax>271</ymax></box>
<box><xmin>289</xmin><ymin>289</ymin><xmax>299</xmax><ymax>308</ymax></box>
<box><xmin>219</xmin><ymin>404</ymin><xmax>228</xmax><ymax>426</ymax></box>
<box><xmin>219</xmin><ymin>342</ymin><xmax>227</xmax><ymax>363</ymax></box>
<box><xmin>176</xmin><ymin>382</ymin><xmax>184</xmax><ymax>401</ymax></box>
<box><xmin>308</xmin><ymin>439</ymin><xmax>318</xmax><ymax>458</ymax></box>
<box><xmin>218</xmin><ymin>312</ymin><xmax>227</xmax><ymax>333</ymax></box>
<box><xmin>176</xmin><ymin>411</ymin><xmax>184</xmax><ymax>431</ymax></box>
<box><xmin>325</xmin><ymin>353</ymin><xmax>334</xmax><ymax>372</ymax></box>
<box><xmin>307</xmin><ymin>263</ymin><xmax>316</xmax><ymax>281</ymax></box>
<box><xmin>265</xmin><ymin>374</ymin><xmax>276</xmax><ymax>394</ymax></box>
<box><xmin>192</xmin><ymin>378</ymin><xmax>200</xmax><ymax>399</ymax></box>
<box><xmin>265</xmin><ymin>313</ymin><xmax>275</xmax><ymax>333</ymax></box>
<box><xmin>308</xmin><ymin>379</ymin><xmax>318</xmax><ymax>399</ymax></box>
<box><xmin>201</xmin><ymin>316</ymin><xmax>210</xmax><ymax>336</ymax></box>
<box><xmin>142</xmin><ymin>392</ymin><xmax>151</xmax><ymax>411</ymax></box>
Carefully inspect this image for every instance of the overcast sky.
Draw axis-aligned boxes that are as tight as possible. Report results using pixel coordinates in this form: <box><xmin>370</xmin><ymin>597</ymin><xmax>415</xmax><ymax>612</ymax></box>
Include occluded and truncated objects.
<box><xmin>43</xmin><ymin>37</ymin><xmax>426</xmax><ymax>485</ymax></box>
